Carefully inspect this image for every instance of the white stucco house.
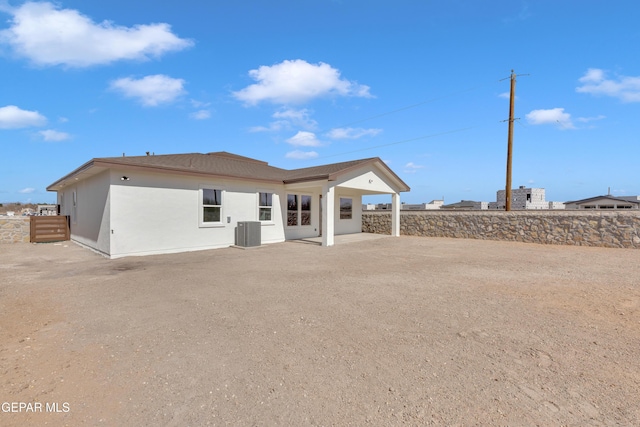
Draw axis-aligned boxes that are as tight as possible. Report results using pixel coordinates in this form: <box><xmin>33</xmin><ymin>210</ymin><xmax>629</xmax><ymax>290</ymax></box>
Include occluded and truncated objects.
<box><xmin>47</xmin><ymin>152</ymin><xmax>410</xmax><ymax>258</ymax></box>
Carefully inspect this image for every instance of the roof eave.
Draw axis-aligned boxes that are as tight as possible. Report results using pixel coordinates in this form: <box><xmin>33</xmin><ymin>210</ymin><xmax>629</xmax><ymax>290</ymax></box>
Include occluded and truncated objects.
<box><xmin>47</xmin><ymin>158</ymin><xmax>285</xmax><ymax>190</ymax></box>
<box><xmin>46</xmin><ymin>159</ymin><xmax>97</xmax><ymax>191</ymax></box>
<box><xmin>328</xmin><ymin>157</ymin><xmax>411</xmax><ymax>192</ymax></box>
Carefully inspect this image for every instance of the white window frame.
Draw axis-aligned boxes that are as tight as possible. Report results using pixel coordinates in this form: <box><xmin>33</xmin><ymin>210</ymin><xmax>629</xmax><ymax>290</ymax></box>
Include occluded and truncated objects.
<box><xmin>300</xmin><ymin>194</ymin><xmax>312</xmax><ymax>226</ymax></box>
<box><xmin>286</xmin><ymin>194</ymin><xmax>298</xmax><ymax>227</ymax></box>
<box><xmin>199</xmin><ymin>186</ymin><xmax>224</xmax><ymax>227</ymax></box>
<box><xmin>339</xmin><ymin>197</ymin><xmax>353</xmax><ymax>220</ymax></box>
<box><xmin>287</xmin><ymin>193</ymin><xmax>313</xmax><ymax>227</ymax></box>
<box><xmin>258</xmin><ymin>192</ymin><xmax>273</xmax><ymax>222</ymax></box>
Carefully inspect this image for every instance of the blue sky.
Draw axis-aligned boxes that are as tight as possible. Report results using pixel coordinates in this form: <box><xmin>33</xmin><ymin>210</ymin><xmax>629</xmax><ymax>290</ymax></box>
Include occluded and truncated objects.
<box><xmin>1</xmin><ymin>0</ymin><xmax>639</xmax><ymax>204</ymax></box>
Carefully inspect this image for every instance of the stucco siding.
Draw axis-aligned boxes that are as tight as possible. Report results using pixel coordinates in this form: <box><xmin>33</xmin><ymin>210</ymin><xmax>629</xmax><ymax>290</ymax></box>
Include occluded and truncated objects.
<box><xmin>334</xmin><ymin>191</ymin><xmax>362</xmax><ymax>235</ymax></box>
<box><xmin>336</xmin><ymin>169</ymin><xmax>396</xmax><ymax>194</ymax></box>
<box><xmin>282</xmin><ymin>191</ymin><xmax>321</xmax><ymax>241</ymax></box>
<box><xmin>108</xmin><ymin>170</ymin><xmax>286</xmax><ymax>258</ymax></box>
<box><xmin>59</xmin><ymin>170</ymin><xmax>111</xmax><ymax>255</ymax></box>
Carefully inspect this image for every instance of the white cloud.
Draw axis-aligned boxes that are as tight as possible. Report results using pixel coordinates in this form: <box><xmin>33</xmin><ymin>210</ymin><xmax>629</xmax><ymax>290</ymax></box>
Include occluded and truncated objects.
<box><xmin>0</xmin><ymin>105</ymin><xmax>46</xmax><ymax>129</ymax></box>
<box><xmin>110</xmin><ymin>75</ymin><xmax>186</xmax><ymax>106</ymax></box>
<box><xmin>273</xmin><ymin>108</ymin><xmax>318</xmax><ymax>129</ymax></box>
<box><xmin>0</xmin><ymin>1</ymin><xmax>193</xmax><ymax>67</ymax></box>
<box><xmin>19</xmin><ymin>187</ymin><xmax>35</xmax><ymax>194</ymax></box>
<box><xmin>576</xmin><ymin>115</ymin><xmax>606</xmax><ymax>123</ymax></box>
<box><xmin>403</xmin><ymin>162</ymin><xmax>424</xmax><ymax>174</ymax></box>
<box><xmin>286</xmin><ymin>131</ymin><xmax>323</xmax><ymax>147</ymax></box>
<box><xmin>249</xmin><ymin>122</ymin><xmax>288</xmax><ymax>133</ymax></box>
<box><xmin>326</xmin><ymin>127</ymin><xmax>382</xmax><ymax>140</ymax></box>
<box><xmin>39</xmin><ymin>129</ymin><xmax>70</xmax><ymax>141</ymax></box>
<box><xmin>525</xmin><ymin>108</ymin><xmax>575</xmax><ymax>130</ymax></box>
<box><xmin>576</xmin><ymin>68</ymin><xmax>640</xmax><ymax>102</ymax></box>
<box><xmin>232</xmin><ymin>59</ymin><xmax>372</xmax><ymax>105</ymax></box>
<box><xmin>190</xmin><ymin>110</ymin><xmax>211</xmax><ymax>120</ymax></box>
<box><xmin>285</xmin><ymin>150</ymin><xmax>318</xmax><ymax>160</ymax></box>
<box><xmin>250</xmin><ymin>108</ymin><xmax>318</xmax><ymax>133</ymax></box>
<box><xmin>190</xmin><ymin>99</ymin><xmax>211</xmax><ymax>108</ymax></box>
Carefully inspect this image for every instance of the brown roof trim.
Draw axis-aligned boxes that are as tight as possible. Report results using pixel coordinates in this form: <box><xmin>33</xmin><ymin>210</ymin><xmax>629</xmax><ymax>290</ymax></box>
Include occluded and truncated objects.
<box><xmin>46</xmin><ymin>159</ymin><xmax>97</xmax><ymax>190</ymax></box>
<box><xmin>48</xmin><ymin>152</ymin><xmax>411</xmax><ymax>192</ymax></box>
<box><xmin>95</xmin><ymin>159</ymin><xmax>284</xmax><ymax>184</ymax></box>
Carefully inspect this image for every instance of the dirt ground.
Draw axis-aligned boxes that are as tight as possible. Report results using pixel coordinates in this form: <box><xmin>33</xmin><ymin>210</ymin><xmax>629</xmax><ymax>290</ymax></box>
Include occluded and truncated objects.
<box><xmin>1</xmin><ymin>236</ymin><xmax>639</xmax><ymax>426</ymax></box>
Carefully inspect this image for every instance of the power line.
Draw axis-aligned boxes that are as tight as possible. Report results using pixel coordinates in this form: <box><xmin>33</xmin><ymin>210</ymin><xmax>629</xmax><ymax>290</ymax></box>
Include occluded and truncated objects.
<box><xmin>328</xmin><ymin>84</ymin><xmax>487</xmax><ymax>130</ymax></box>
<box><xmin>314</xmin><ymin>126</ymin><xmax>478</xmax><ymax>160</ymax></box>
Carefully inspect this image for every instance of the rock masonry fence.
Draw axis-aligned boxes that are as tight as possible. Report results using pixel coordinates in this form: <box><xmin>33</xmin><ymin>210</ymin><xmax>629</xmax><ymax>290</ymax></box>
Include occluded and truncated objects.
<box><xmin>362</xmin><ymin>210</ymin><xmax>640</xmax><ymax>249</ymax></box>
<box><xmin>0</xmin><ymin>217</ymin><xmax>30</xmax><ymax>244</ymax></box>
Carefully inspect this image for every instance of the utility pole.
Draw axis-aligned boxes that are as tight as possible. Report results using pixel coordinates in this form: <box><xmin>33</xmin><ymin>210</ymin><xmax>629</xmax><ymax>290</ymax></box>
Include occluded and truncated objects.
<box><xmin>505</xmin><ymin>70</ymin><xmax>517</xmax><ymax>211</ymax></box>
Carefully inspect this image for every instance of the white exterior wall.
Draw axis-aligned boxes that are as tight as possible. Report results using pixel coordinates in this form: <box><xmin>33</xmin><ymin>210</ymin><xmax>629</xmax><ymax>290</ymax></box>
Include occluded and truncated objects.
<box><xmin>331</xmin><ymin>164</ymin><xmax>402</xmax><ymax>236</ymax></box>
<box><xmin>50</xmin><ymin>158</ymin><xmax>407</xmax><ymax>257</ymax></box>
<box><xmin>108</xmin><ymin>170</ymin><xmax>286</xmax><ymax>258</ymax></box>
<box><xmin>58</xmin><ymin>170</ymin><xmax>111</xmax><ymax>255</ymax></box>
<box><xmin>334</xmin><ymin>190</ymin><xmax>362</xmax><ymax>235</ymax></box>
<box><xmin>281</xmin><ymin>190</ymin><xmax>321</xmax><ymax>241</ymax></box>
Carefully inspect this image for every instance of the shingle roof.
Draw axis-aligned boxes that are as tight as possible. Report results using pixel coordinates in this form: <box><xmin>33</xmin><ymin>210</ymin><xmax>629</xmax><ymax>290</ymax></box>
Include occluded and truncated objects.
<box><xmin>96</xmin><ymin>152</ymin><xmax>289</xmax><ymax>182</ymax></box>
<box><xmin>48</xmin><ymin>151</ymin><xmax>410</xmax><ymax>191</ymax></box>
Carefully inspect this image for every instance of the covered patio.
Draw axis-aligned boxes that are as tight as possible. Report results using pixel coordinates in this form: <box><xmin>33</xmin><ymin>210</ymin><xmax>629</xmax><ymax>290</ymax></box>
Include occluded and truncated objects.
<box><xmin>282</xmin><ymin>157</ymin><xmax>410</xmax><ymax>246</ymax></box>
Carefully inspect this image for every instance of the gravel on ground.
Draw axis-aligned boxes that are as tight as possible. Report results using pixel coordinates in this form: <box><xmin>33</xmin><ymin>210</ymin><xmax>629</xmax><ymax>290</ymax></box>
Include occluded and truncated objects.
<box><xmin>1</xmin><ymin>236</ymin><xmax>639</xmax><ymax>426</ymax></box>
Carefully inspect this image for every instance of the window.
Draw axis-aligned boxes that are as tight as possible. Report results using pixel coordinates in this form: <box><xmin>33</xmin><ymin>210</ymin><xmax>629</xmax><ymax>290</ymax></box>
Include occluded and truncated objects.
<box><xmin>301</xmin><ymin>195</ymin><xmax>311</xmax><ymax>226</ymax></box>
<box><xmin>259</xmin><ymin>192</ymin><xmax>272</xmax><ymax>221</ymax></box>
<box><xmin>287</xmin><ymin>194</ymin><xmax>313</xmax><ymax>226</ymax></box>
<box><xmin>202</xmin><ymin>188</ymin><xmax>222</xmax><ymax>223</ymax></box>
<box><xmin>72</xmin><ymin>191</ymin><xmax>77</xmax><ymax>224</ymax></box>
<box><xmin>340</xmin><ymin>197</ymin><xmax>352</xmax><ymax>220</ymax></box>
<box><xmin>287</xmin><ymin>194</ymin><xmax>298</xmax><ymax>226</ymax></box>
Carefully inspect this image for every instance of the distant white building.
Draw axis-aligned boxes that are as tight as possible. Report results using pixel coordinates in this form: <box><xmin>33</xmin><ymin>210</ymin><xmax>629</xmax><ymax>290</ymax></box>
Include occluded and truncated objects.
<box><xmin>548</xmin><ymin>201</ymin><xmax>566</xmax><ymax>210</ymax></box>
<box><xmin>37</xmin><ymin>204</ymin><xmax>58</xmax><ymax>215</ymax></box>
<box><xmin>364</xmin><ymin>199</ymin><xmax>445</xmax><ymax>210</ymax></box>
<box><xmin>564</xmin><ymin>195</ymin><xmax>640</xmax><ymax>210</ymax></box>
<box><xmin>402</xmin><ymin>200</ymin><xmax>445</xmax><ymax>210</ymax></box>
<box><xmin>441</xmin><ymin>200</ymin><xmax>488</xmax><ymax>210</ymax></box>
<box><xmin>489</xmin><ymin>186</ymin><xmax>564</xmax><ymax>210</ymax></box>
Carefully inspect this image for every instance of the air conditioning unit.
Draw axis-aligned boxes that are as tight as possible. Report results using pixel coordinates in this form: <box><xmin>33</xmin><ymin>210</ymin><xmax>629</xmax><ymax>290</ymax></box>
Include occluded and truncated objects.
<box><xmin>236</xmin><ymin>221</ymin><xmax>261</xmax><ymax>247</ymax></box>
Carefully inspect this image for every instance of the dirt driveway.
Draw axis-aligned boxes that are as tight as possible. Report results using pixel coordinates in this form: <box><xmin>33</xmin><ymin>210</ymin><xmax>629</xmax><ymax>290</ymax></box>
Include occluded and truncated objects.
<box><xmin>1</xmin><ymin>236</ymin><xmax>639</xmax><ymax>426</ymax></box>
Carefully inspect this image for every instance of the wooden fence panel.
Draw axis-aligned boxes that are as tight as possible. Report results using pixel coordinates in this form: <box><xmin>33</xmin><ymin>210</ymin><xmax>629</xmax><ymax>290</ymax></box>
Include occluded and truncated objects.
<box><xmin>30</xmin><ymin>216</ymin><xmax>70</xmax><ymax>243</ymax></box>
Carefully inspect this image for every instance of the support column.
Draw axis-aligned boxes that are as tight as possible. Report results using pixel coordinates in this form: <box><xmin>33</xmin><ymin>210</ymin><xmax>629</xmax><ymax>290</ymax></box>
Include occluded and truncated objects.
<box><xmin>391</xmin><ymin>192</ymin><xmax>400</xmax><ymax>237</ymax></box>
<box><xmin>322</xmin><ymin>184</ymin><xmax>335</xmax><ymax>246</ymax></box>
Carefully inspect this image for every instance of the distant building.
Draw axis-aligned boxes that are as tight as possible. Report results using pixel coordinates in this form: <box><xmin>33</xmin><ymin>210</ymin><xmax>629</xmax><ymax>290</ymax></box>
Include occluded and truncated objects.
<box><xmin>564</xmin><ymin>195</ymin><xmax>640</xmax><ymax>210</ymax></box>
<box><xmin>423</xmin><ymin>199</ymin><xmax>445</xmax><ymax>210</ymax></box>
<box><xmin>488</xmin><ymin>186</ymin><xmax>564</xmax><ymax>210</ymax></box>
<box><xmin>37</xmin><ymin>204</ymin><xmax>58</xmax><ymax>215</ymax></box>
<box><xmin>402</xmin><ymin>200</ymin><xmax>445</xmax><ymax>210</ymax></box>
<box><xmin>548</xmin><ymin>201</ymin><xmax>566</xmax><ymax>210</ymax></box>
<box><xmin>364</xmin><ymin>199</ymin><xmax>446</xmax><ymax>210</ymax></box>
<box><xmin>441</xmin><ymin>200</ymin><xmax>488</xmax><ymax>210</ymax></box>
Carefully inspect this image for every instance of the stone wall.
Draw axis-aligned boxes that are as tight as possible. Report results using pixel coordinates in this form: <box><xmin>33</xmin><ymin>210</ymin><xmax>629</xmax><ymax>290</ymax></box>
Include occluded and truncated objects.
<box><xmin>362</xmin><ymin>210</ymin><xmax>640</xmax><ymax>249</ymax></box>
<box><xmin>0</xmin><ymin>217</ymin><xmax>30</xmax><ymax>244</ymax></box>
